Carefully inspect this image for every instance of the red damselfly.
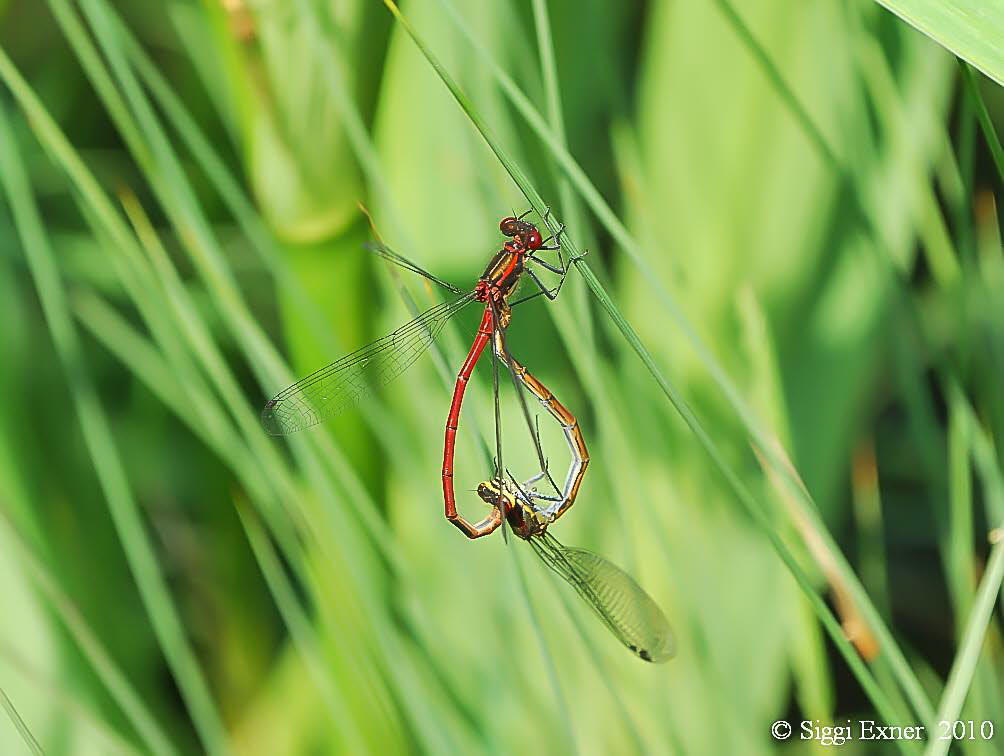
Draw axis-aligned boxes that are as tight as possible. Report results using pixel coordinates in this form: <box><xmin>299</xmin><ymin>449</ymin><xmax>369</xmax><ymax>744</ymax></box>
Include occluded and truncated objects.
<box><xmin>262</xmin><ymin>211</ymin><xmax>581</xmax><ymax>537</ymax></box>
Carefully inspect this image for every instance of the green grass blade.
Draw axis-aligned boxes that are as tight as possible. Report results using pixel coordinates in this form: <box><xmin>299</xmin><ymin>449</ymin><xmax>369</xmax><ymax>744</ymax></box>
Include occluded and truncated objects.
<box><xmin>870</xmin><ymin>0</ymin><xmax>1004</xmax><ymax>87</ymax></box>
<box><xmin>713</xmin><ymin>0</ymin><xmax>840</xmax><ymax>165</ymax></box>
<box><xmin>967</xmin><ymin>417</ymin><xmax>1004</xmax><ymax>530</ymax></box>
<box><xmin>236</xmin><ymin>503</ymin><xmax>370</xmax><ymax>753</ymax></box>
<box><xmin>946</xmin><ymin>387</ymin><xmax>976</xmax><ymax>628</ymax></box>
<box><xmin>960</xmin><ymin>62</ymin><xmax>1004</xmax><ymax>184</ymax></box>
<box><xmin>943</xmin><ymin>385</ymin><xmax>1004</xmax><ymax>743</ymax></box>
<box><xmin>0</xmin><ymin>685</ymin><xmax>43</xmax><ymax>756</ymax></box>
<box><xmin>0</xmin><ymin>650</ymin><xmax>144</xmax><ymax>756</ymax></box>
<box><xmin>924</xmin><ymin>541</ymin><xmax>1004</xmax><ymax>756</ymax></box>
<box><xmin>0</xmin><ymin>98</ymin><xmax>230</xmax><ymax>755</ymax></box>
<box><xmin>1</xmin><ymin>512</ymin><xmax>177</xmax><ymax>756</ymax></box>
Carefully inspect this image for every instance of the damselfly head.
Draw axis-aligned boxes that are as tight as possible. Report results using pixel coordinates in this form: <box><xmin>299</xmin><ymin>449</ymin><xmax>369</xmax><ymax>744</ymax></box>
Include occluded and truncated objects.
<box><xmin>499</xmin><ymin>216</ymin><xmax>543</xmax><ymax>251</ymax></box>
<box><xmin>477</xmin><ymin>478</ymin><xmax>548</xmax><ymax>539</ymax></box>
<box><xmin>476</xmin><ymin>480</ymin><xmax>506</xmax><ymax>510</ymax></box>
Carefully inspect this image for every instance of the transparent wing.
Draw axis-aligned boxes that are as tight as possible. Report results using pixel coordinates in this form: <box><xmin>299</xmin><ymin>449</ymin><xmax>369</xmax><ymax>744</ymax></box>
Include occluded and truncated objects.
<box><xmin>262</xmin><ymin>292</ymin><xmax>477</xmax><ymax>435</ymax></box>
<box><xmin>529</xmin><ymin>533</ymin><xmax>675</xmax><ymax>662</ymax></box>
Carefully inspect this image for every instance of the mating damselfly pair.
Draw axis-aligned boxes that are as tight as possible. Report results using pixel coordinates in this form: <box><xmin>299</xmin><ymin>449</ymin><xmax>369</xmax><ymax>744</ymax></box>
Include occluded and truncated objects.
<box><xmin>262</xmin><ymin>212</ymin><xmax>674</xmax><ymax>663</ymax></box>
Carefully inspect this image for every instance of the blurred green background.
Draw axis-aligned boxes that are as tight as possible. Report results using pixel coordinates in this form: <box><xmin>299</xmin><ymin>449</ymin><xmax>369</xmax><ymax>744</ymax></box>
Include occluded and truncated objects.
<box><xmin>1</xmin><ymin>0</ymin><xmax>1003</xmax><ymax>754</ymax></box>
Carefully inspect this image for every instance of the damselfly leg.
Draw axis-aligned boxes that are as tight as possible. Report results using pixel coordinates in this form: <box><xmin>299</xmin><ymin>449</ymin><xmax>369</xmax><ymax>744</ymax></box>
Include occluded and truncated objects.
<box><xmin>491</xmin><ymin>321</ymin><xmax>587</xmax><ymax>522</ymax></box>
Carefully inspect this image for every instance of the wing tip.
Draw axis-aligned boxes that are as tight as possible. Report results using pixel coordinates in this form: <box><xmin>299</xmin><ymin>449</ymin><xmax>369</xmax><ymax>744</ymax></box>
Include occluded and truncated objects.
<box><xmin>633</xmin><ymin>637</ymin><xmax>676</xmax><ymax>664</ymax></box>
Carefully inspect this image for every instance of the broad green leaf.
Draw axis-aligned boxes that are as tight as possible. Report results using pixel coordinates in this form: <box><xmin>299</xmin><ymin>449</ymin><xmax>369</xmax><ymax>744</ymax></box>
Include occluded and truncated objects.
<box><xmin>873</xmin><ymin>0</ymin><xmax>1004</xmax><ymax>86</ymax></box>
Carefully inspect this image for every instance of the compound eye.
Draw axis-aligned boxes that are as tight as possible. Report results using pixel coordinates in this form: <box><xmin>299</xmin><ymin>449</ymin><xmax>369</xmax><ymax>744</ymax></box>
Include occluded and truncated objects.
<box><xmin>499</xmin><ymin>216</ymin><xmax>518</xmax><ymax>236</ymax></box>
<box><xmin>478</xmin><ymin>481</ymin><xmax>502</xmax><ymax>503</ymax></box>
<box><xmin>526</xmin><ymin>230</ymin><xmax>542</xmax><ymax>250</ymax></box>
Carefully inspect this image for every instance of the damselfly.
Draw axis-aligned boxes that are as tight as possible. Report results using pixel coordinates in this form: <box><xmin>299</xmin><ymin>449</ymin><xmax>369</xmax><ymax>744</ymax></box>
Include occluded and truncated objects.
<box><xmin>262</xmin><ymin>212</ymin><xmax>582</xmax><ymax>537</ymax></box>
